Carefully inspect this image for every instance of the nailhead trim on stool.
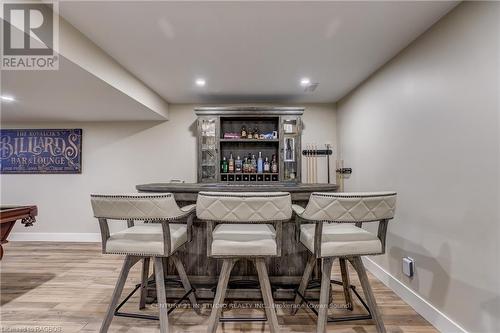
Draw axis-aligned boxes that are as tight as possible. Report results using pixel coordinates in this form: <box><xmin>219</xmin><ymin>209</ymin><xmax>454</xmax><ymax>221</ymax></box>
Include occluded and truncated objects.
<box><xmin>292</xmin><ymin>191</ymin><xmax>397</xmax><ymax>333</ymax></box>
<box><xmin>196</xmin><ymin>192</ymin><xmax>292</xmax><ymax>333</ymax></box>
<box><xmin>90</xmin><ymin>193</ymin><xmax>199</xmax><ymax>333</ymax></box>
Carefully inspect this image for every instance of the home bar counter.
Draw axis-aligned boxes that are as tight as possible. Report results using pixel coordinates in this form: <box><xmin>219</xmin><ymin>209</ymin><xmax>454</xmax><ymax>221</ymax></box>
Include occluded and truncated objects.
<box><xmin>136</xmin><ymin>182</ymin><xmax>337</xmax><ymax>202</ymax></box>
<box><xmin>137</xmin><ymin>182</ymin><xmax>337</xmax><ymax>300</ymax></box>
<box><xmin>135</xmin><ymin>107</ymin><xmax>338</xmax><ymax>299</ymax></box>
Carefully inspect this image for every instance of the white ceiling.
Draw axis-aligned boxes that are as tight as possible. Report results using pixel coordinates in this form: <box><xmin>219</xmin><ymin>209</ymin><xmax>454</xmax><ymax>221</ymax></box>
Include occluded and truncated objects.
<box><xmin>0</xmin><ymin>57</ymin><xmax>166</xmax><ymax>122</ymax></box>
<box><xmin>1</xmin><ymin>1</ymin><xmax>458</xmax><ymax>122</ymax></box>
<box><xmin>60</xmin><ymin>1</ymin><xmax>457</xmax><ymax>104</ymax></box>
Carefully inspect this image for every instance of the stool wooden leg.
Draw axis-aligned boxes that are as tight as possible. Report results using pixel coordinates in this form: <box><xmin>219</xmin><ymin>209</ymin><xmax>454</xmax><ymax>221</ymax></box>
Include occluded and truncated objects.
<box><xmin>171</xmin><ymin>254</ymin><xmax>200</xmax><ymax>314</ymax></box>
<box><xmin>255</xmin><ymin>258</ymin><xmax>280</xmax><ymax>333</ymax></box>
<box><xmin>339</xmin><ymin>258</ymin><xmax>353</xmax><ymax>310</ymax></box>
<box><xmin>100</xmin><ymin>255</ymin><xmax>140</xmax><ymax>333</ymax></box>
<box><xmin>207</xmin><ymin>259</ymin><xmax>237</xmax><ymax>333</ymax></box>
<box><xmin>349</xmin><ymin>257</ymin><xmax>386</xmax><ymax>333</ymax></box>
<box><xmin>317</xmin><ymin>257</ymin><xmax>334</xmax><ymax>333</ymax></box>
<box><xmin>292</xmin><ymin>253</ymin><xmax>316</xmax><ymax>315</ymax></box>
<box><xmin>139</xmin><ymin>257</ymin><xmax>150</xmax><ymax>309</ymax></box>
<box><xmin>154</xmin><ymin>257</ymin><xmax>170</xmax><ymax>333</ymax></box>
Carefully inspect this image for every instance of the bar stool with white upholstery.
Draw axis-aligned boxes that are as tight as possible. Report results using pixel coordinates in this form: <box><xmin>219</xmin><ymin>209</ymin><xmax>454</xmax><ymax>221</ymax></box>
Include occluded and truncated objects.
<box><xmin>90</xmin><ymin>193</ymin><xmax>199</xmax><ymax>333</ymax></box>
<box><xmin>196</xmin><ymin>191</ymin><xmax>292</xmax><ymax>333</ymax></box>
<box><xmin>292</xmin><ymin>191</ymin><xmax>397</xmax><ymax>333</ymax></box>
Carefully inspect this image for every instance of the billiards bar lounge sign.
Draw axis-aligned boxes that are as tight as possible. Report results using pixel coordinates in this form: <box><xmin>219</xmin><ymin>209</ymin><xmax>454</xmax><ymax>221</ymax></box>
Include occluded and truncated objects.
<box><xmin>0</xmin><ymin>129</ymin><xmax>82</xmax><ymax>174</ymax></box>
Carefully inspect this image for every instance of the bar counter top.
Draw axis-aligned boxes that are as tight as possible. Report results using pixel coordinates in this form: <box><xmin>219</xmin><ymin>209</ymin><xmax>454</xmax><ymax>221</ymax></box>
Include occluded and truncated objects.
<box><xmin>136</xmin><ymin>182</ymin><xmax>337</xmax><ymax>201</ymax></box>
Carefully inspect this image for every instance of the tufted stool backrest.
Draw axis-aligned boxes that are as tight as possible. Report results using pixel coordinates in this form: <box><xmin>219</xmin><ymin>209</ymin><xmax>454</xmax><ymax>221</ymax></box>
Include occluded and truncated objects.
<box><xmin>301</xmin><ymin>192</ymin><xmax>397</xmax><ymax>223</ymax></box>
<box><xmin>196</xmin><ymin>192</ymin><xmax>292</xmax><ymax>222</ymax></box>
<box><xmin>91</xmin><ymin>193</ymin><xmax>186</xmax><ymax>221</ymax></box>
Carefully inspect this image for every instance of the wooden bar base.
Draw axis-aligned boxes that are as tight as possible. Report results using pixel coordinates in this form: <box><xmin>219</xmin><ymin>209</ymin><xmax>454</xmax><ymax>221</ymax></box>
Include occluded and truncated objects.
<box><xmin>136</xmin><ymin>182</ymin><xmax>337</xmax><ymax>302</ymax></box>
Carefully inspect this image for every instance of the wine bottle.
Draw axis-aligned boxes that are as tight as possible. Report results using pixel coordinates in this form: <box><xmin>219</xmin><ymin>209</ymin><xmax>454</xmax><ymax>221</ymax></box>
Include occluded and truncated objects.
<box><xmin>235</xmin><ymin>155</ymin><xmax>242</xmax><ymax>173</ymax></box>
<box><xmin>264</xmin><ymin>157</ymin><xmax>270</xmax><ymax>173</ymax></box>
<box><xmin>257</xmin><ymin>152</ymin><xmax>263</xmax><ymax>173</ymax></box>
<box><xmin>286</xmin><ymin>139</ymin><xmax>293</xmax><ymax>160</ymax></box>
<box><xmin>241</xmin><ymin>126</ymin><xmax>247</xmax><ymax>138</ymax></box>
<box><xmin>251</xmin><ymin>154</ymin><xmax>257</xmax><ymax>173</ymax></box>
<box><xmin>254</xmin><ymin>127</ymin><xmax>259</xmax><ymax>139</ymax></box>
<box><xmin>221</xmin><ymin>156</ymin><xmax>228</xmax><ymax>173</ymax></box>
<box><xmin>245</xmin><ymin>156</ymin><xmax>251</xmax><ymax>173</ymax></box>
<box><xmin>271</xmin><ymin>154</ymin><xmax>278</xmax><ymax>173</ymax></box>
<box><xmin>228</xmin><ymin>153</ymin><xmax>234</xmax><ymax>173</ymax></box>
<box><xmin>242</xmin><ymin>157</ymin><xmax>248</xmax><ymax>173</ymax></box>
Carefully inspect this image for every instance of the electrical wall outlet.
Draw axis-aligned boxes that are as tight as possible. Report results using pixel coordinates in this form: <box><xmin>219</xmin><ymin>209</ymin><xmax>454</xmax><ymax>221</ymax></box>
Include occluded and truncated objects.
<box><xmin>403</xmin><ymin>257</ymin><xmax>415</xmax><ymax>277</ymax></box>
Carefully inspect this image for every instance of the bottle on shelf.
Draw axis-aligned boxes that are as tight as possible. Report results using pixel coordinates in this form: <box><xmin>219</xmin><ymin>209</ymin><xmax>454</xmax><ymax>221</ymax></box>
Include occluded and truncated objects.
<box><xmin>286</xmin><ymin>138</ymin><xmax>293</xmax><ymax>161</ymax></box>
<box><xmin>221</xmin><ymin>156</ymin><xmax>228</xmax><ymax>173</ymax></box>
<box><xmin>257</xmin><ymin>152</ymin><xmax>263</xmax><ymax>173</ymax></box>
<box><xmin>235</xmin><ymin>155</ymin><xmax>242</xmax><ymax>173</ymax></box>
<box><xmin>252</xmin><ymin>154</ymin><xmax>257</xmax><ymax>173</ymax></box>
<box><xmin>254</xmin><ymin>127</ymin><xmax>260</xmax><ymax>139</ymax></box>
<box><xmin>241</xmin><ymin>126</ymin><xmax>247</xmax><ymax>138</ymax></box>
<box><xmin>271</xmin><ymin>154</ymin><xmax>278</xmax><ymax>173</ymax></box>
<box><xmin>242</xmin><ymin>157</ymin><xmax>248</xmax><ymax>173</ymax></box>
<box><xmin>251</xmin><ymin>154</ymin><xmax>257</xmax><ymax>173</ymax></box>
<box><xmin>228</xmin><ymin>153</ymin><xmax>234</xmax><ymax>173</ymax></box>
<box><xmin>264</xmin><ymin>157</ymin><xmax>270</xmax><ymax>173</ymax></box>
<box><xmin>245</xmin><ymin>157</ymin><xmax>252</xmax><ymax>173</ymax></box>
<box><xmin>247</xmin><ymin>153</ymin><xmax>252</xmax><ymax>172</ymax></box>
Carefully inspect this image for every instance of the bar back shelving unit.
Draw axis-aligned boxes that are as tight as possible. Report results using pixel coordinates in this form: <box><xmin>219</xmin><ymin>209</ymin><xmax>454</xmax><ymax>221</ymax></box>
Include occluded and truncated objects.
<box><xmin>195</xmin><ymin>106</ymin><xmax>303</xmax><ymax>183</ymax></box>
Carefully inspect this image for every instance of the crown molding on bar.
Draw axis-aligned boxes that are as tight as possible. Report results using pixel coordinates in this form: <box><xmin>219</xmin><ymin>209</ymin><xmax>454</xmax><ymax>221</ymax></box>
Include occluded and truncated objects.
<box><xmin>194</xmin><ymin>106</ymin><xmax>304</xmax><ymax>116</ymax></box>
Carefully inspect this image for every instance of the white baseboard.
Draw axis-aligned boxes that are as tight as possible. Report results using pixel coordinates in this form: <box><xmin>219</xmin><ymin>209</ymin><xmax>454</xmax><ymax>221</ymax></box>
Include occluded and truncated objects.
<box><xmin>10</xmin><ymin>232</ymin><xmax>100</xmax><ymax>242</ymax></box>
<box><xmin>363</xmin><ymin>257</ymin><xmax>468</xmax><ymax>333</ymax></box>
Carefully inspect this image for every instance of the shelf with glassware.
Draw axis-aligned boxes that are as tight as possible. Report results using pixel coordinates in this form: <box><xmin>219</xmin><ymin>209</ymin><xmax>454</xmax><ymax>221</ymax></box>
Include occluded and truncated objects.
<box><xmin>198</xmin><ymin>117</ymin><xmax>218</xmax><ymax>183</ymax></box>
<box><xmin>281</xmin><ymin>116</ymin><xmax>301</xmax><ymax>182</ymax></box>
<box><xmin>195</xmin><ymin>107</ymin><xmax>302</xmax><ymax>183</ymax></box>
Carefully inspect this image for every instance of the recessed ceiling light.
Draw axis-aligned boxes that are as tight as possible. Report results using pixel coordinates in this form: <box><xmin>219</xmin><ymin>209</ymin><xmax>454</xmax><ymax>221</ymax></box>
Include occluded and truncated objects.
<box><xmin>0</xmin><ymin>95</ymin><xmax>15</xmax><ymax>102</ymax></box>
<box><xmin>195</xmin><ymin>78</ymin><xmax>206</xmax><ymax>87</ymax></box>
<box><xmin>300</xmin><ymin>78</ymin><xmax>311</xmax><ymax>87</ymax></box>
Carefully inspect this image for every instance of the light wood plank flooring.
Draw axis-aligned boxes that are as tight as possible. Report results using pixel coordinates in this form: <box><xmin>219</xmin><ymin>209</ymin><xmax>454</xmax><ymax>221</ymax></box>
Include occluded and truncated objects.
<box><xmin>0</xmin><ymin>242</ymin><xmax>438</xmax><ymax>333</ymax></box>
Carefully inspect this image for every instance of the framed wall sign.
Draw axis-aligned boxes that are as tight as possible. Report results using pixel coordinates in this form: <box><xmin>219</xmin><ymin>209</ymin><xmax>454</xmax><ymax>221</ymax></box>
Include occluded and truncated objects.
<box><xmin>0</xmin><ymin>129</ymin><xmax>82</xmax><ymax>174</ymax></box>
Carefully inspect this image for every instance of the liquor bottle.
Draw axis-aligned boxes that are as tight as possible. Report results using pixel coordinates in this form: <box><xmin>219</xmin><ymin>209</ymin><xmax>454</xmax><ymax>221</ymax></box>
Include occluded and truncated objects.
<box><xmin>245</xmin><ymin>156</ymin><xmax>251</xmax><ymax>173</ymax></box>
<box><xmin>221</xmin><ymin>156</ymin><xmax>228</xmax><ymax>173</ymax></box>
<box><xmin>286</xmin><ymin>139</ymin><xmax>293</xmax><ymax>161</ymax></box>
<box><xmin>235</xmin><ymin>155</ymin><xmax>242</xmax><ymax>173</ymax></box>
<box><xmin>271</xmin><ymin>154</ymin><xmax>278</xmax><ymax>173</ymax></box>
<box><xmin>228</xmin><ymin>153</ymin><xmax>234</xmax><ymax>173</ymax></box>
<box><xmin>241</xmin><ymin>126</ymin><xmax>247</xmax><ymax>138</ymax></box>
<box><xmin>251</xmin><ymin>154</ymin><xmax>257</xmax><ymax>173</ymax></box>
<box><xmin>254</xmin><ymin>127</ymin><xmax>260</xmax><ymax>139</ymax></box>
<box><xmin>257</xmin><ymin>152</ymin><xmax>263</xmax><ymax>173</ymax></box>
<box><xmin>263</xmin><ymin>157</ymin><xmax>270</xmax><ymax>173</ymax></box>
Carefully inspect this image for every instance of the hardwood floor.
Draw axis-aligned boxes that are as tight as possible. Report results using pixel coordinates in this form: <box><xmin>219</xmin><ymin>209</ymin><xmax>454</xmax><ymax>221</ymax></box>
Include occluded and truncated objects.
<box><xmin>0</xmin><ymin>242</ymin><xmax>438</xmax><ymax>333</ymax></box>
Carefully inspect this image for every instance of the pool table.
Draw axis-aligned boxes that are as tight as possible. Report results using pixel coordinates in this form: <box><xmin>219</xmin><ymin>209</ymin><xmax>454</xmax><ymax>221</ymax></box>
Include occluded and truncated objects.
<box><xmin>0</xmin><ymin>205</ymin><xmax>37</xmax><ymax>259</ymax></box>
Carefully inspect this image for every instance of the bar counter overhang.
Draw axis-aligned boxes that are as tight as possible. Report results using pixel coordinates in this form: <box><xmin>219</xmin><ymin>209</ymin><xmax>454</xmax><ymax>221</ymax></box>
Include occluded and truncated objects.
<box><xmin>136</xmin><ymin>182</ymin><xmax>337</xmax><ymax>300</ymax></box>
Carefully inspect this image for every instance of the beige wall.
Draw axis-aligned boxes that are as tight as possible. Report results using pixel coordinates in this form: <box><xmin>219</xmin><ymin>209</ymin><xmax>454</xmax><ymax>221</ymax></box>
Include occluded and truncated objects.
<box><xmin>336</xmin><ymin>2</ymin><xmax>499</xmax><ymax>332</ymax></box>
<box><xmin>0</xmin><ymin>103</ymin><xmax>336</xmax><ymax>234</ymax></box>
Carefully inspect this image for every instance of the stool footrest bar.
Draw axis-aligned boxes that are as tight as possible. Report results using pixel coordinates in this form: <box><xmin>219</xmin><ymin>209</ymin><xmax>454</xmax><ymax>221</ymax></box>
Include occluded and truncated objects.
<box><xmin>114</xmin><ymin>278</ymin><xmax>195</xmax><ymax>321</ymax></box>
<box><xmin>295</xmin><ymin>278</ymin><xmax>372</xmax><ymax>323</ymax></box>
<box><xmin>219</xmin><ymin>316</ymin><xmax>267</xmax><ymax>322</ymax></box>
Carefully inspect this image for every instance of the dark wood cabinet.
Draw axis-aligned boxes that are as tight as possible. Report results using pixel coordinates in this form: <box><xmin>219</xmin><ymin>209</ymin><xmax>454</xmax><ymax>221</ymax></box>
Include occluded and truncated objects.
<box><xmin>195</xmin><ymin>107</ymin><xmax>303</xmax><ymax>183</ymax></box>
